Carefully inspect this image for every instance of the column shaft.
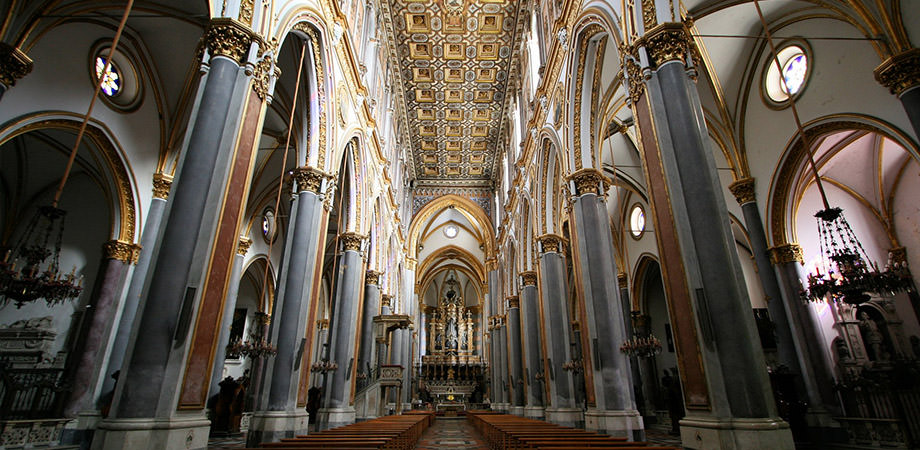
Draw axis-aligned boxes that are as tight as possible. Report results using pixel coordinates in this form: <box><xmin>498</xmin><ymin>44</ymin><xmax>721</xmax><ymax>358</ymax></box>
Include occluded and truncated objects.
<box><xmin>520</xmin><ymin>282</ymin><xmax>545</xmax><ymax>413</ymax></box>
<box><xmin>359</xmin><ymin>277</ymin><xmax>380</xmax><ymax>378</ymax></box>
<box><xmin>537</xmin><ymin>247</ymin><xmax>578</xmax><ymax>425</ymax></box>
<box><xmin>207</xmin><ymin>244</ymin><xmax>248</xmax><ymax>401</ymax></box>
<box><xmin>508</xmin><ymin>302</ymin><xmax>525</xmax><ymax>409</ymax></box>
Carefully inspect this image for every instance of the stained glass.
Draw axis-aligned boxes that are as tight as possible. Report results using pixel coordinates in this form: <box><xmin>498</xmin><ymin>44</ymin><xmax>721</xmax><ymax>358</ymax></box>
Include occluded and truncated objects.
<box><xmin>95</xmin><ymin>56</ymin><xmax>121</xmax><ymax>96</ymax></box>
<box><xmin>630</xmin><ymin>206</ymin><xmax>645</xmax><ymax>237</ymax></box>
<box><xmin>781</xmin><ymin>53</ymin><xmax>807</xmax><ymax>95</ymax></box>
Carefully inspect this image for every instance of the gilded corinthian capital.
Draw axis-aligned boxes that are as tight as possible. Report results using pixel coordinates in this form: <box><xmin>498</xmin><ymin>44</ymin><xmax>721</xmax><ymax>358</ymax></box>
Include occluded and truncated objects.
<box><xmin>340</xmin><ymin>233</ymin><xmax>366</xmax><ymax>252</ymax></box>
<box><xmin>567</xmin><ymin>168</ymin><xmax>611</xmax><ymax>196</ymax></box>
<box><xmin>292</xmin><ymin>166</ymin><xmax>332</xmax><ymax>194</ymax></box>
<box><xmin>729</xmin><ymin>178</ymin><xmax>756</xmax><ymax>205</ymax></box>
<box><xmin>103</xmin><ymin>240</ymin><xmax>142</xmax><ymax>264</ymax></box>
<box><xmin>637</xmin><ymin>23</ymin><xmax>695</xmax><ymax>68</ymax></box>
<box><xmin>0</xmin><ymin>43</ymin><xmax>33</xmax><ymax>88</ymax></box>
<box><xmin>205</xmin><ymin>18</ymin><xmax>256</xmax><ymax>65</ymax></box>
<box><xmin>520</xmin><ymin>271</ymin><xmax>537</xmax><ymax>286</ymax></box>
<box><xmin>365</xmin><ymin>270</ymin><xmax>382</xmax><ymax>285</ymax></box>
<box><xmin>536</xmin><ymin>234</ymin><xmax>565</xmax><ymax>254</ymax></box>
<box><xmin>768</xmin><ymin>243</ymin><xmax>803</xmax><ymax>265</ymax></box>
<box><xmin>874</xmin><ymin>48</ymin><xmax>920</xmax><ymax>96</ymax></box>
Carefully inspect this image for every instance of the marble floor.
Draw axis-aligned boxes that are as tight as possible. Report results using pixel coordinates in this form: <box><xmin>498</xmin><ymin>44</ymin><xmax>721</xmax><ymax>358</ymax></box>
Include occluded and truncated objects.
<box><xmin>414</xmin><ymin>417</ymin><xmax>489</xmax><ymax>449</ymax></box>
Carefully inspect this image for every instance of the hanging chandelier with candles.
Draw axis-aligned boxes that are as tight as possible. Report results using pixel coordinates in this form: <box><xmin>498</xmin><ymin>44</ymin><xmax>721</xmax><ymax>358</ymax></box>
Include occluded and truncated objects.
<box><xmin>226</xmin><ymin>335</ymin><xmax>277</xmax><ymax>359</ymax></box>
<box><xmin>620</xmin><ymin>312</ymin><xmax>662</xmax><ymax>358</ymax></box>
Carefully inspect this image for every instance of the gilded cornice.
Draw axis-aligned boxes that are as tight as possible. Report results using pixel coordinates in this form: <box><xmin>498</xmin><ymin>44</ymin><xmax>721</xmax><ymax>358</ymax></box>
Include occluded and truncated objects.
<box><xmin>617</xmin><ymin>272</ymin><xmax>627</xmax><ymax>289</ymax></box>
<box><xmin>366</xmin><ymin>270</ymin><xmax>382</xmax><ymax>286</ymax></box>
<box><xmin>536</xmin><ymin>234</ymin><xmax>565</xmax><ymax>254</ymax></box>
<box><xmin>340</xmin><ymin>232</ymin><xmax>366</xmax><ymax>252</ymax></box>
<box><xmin>292</xmin><ymin>166</ymin><xmax>333</xmax><ymax>194</ymax></box>
<box><xmin>205</xmin><ymin>18</ymin><xmax>258</xmax><ymax>65</ymax></box>
<box><xmin>768</xmin><ymin>243</ymin><xmax>803</xmax><ymax>265</ymax></box>
<box><xmin>728</xmin><ymin>178</ymin><xmax>756</xmax><ymax>206</ymax></box>
<box><xmin>636</xmin><ymin>22</ymin><xmax>694</xmax><ymax>68</ymax></box>
<box><xmin>874</xmin><ymin>48</ymin><xmax>920</xmax><ymax>96</ymax></box>
<box><xmin>0</xmin><ymin>43</ymin><xmax>33</xmax><ymax>88</ymax></box>
<box><xmin>506</xmin><ymin>296</ymin><xmax>520</xmax><ymax>308</ymax></box>
<box><xmin>567</xmin><ymin>168</ymin><xmax>611</xmax><ymax>196</ymax></box>
<box><xmin>103</xmin><ymin>239</ymin><xmax>141</xmax><ymax>264</ymax></box>
<box><xmin>520</xmin><ymin>271</ymin><xmax>537</xmax><ymax>286</ymax></box>
<box><xmin>237</xmin><ymin>237</ymin><xmax>252</xmax><ymax>256</ymax></box>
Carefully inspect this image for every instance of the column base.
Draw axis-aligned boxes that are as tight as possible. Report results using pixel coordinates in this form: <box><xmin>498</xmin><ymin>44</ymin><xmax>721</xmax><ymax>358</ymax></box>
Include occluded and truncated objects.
<box><xmin>246</xmin><ymin>410</ymin><xmax>309</xmax><ymax>447</ymax></box>
<box><xmin>510</xmin><ymin>406</ymin><xmax>526</xmax><ymax>416</ymax></box>
<box><xmin>317</xmin><ymin>407</ymin><xmax>356</xmax><ymax>430</ymax></box>
<box><xmin>523</xmin><ymin>406</ymin><xmax>545</xmax><ymax>419</ymax></box>
<box><xmin>61</xmin><ymin>410</ymin><xmax>101</xmax><ymax>446</ymax></box>
<box><xmin>584</xmin><ymin>408</ymin><xmax>644</xmax><ymax>440</ymax></box>
<box><xmin>544</xmin><ymin>407</ymin><xmax>584</xmax><ymax>428</ymax></box>
<box><xmin>679</xmin><ymin>416</ymin><xmax>793</xmax><ymax>450</ymax></box>
<box><xmin>92</xmin><ymin>415</ymin><xmax>210</xmax><ymax>450</ymax></box>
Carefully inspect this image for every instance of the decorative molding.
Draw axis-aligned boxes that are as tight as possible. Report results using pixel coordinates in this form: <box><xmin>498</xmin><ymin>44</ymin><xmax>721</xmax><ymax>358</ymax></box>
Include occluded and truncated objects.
<box><xmin>237</xmin><ymin>237</ymin><xmax>252</xmax><ymax>256</ymax></box>
<box><xmin>617</xmin><ymin>272</ymin><xmax>627</xmax><ymax>289</ymax></box>
<box><xmin>152</xmin><ymin>173</ymin><xmax>173</xmax><ymax>199</ymax></box>
<box><xmin>365</xmin><ymin>270</ymin><xmax>382</xmax><ymax>286</ymax></box>
<box><xmin>292</xmin><ymin>166</ymin><xmax>332</xmax><ymax>194</ymax></box>
<box><xmin>637</xmin><ymin>23</ymin><xmax>693</xmax><ymax>68</ymax></box>
<box><xmin>251</xmin><ymin>49</ymin><xmax>280</xmax><ymax>101</ymax></box>
<box><xmin>567</xmin><ymin>168</ymin><xmax>611</xmax><ymax>196</ymax></box>
<box><xmin>103</xmin><ymin>240</ymin><xmax>141</xmax><ymax>264</ymax></box>
<box><xmin>536</xmin><ymin>234</ymin><xmax>565</xmax><ymax>254</ymax></box>
<box><xmin>728</xmin><ymin>178</ymin><xmax>756</xmax><ymax>205</ymax></box>
<box><xmin>557</xmin><ymin>28</ymin><xmax>569</xmax><ymax>51</ymax></box>
<box><xmin>340</xmin><ymin>233</ymin><xmax>366</xmax><ymax>252</ymax></box>
<box><xmin>768</xmin><ymin>243</ymin><xmax>804</xmax><ymax>265</ymax></box>
<box><xmin>620</xmin><ymin>43</ymin><xmax>644</xmax><ymax>104</ymax></box>
<box><xmin>205</xmin><ymin>18</ymin><xmax>256</xmax><ymax>65</ymax></box>
<box><xmin>0</xmin><ymin>43</ymin><xmax>33</xmax><ymax>88</ymax></box>
<box><xmin>238</xmin><ymin>0</ymin><xmax>255</xmax><ymax>25</ymax></box>
<box><xmin>642</xmin><ymin>0</ymin><xmax>658</xmax><ymax>30</ymax></box>
<box><xmin>874</xmin><ymin>48</ymin><xmax>920</xmax><ymax>96</ymax></box>
<box><xmin>485</xmin><ymin>257</ymin><xmax>498</xmax><ymax>272</ymax></box>
<box><xmin>520</xmin><ymin>271</ymin><xmax>537</xmax><ymax>286</ymax></box>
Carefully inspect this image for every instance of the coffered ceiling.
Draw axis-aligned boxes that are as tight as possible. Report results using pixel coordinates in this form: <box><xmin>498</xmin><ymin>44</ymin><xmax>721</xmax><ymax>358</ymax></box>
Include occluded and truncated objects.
<box><xmin>381</xmin><ymin>0</ymin><xmax>525</xmax><ymax>184</ymax></box>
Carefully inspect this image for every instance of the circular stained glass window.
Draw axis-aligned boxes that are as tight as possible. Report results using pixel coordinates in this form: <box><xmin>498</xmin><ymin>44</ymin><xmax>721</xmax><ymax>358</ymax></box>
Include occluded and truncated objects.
<box><xmin>630</xmin><ymin>205</ymin><xmax>645</xmax><ymax>238</ymax></box>
<box><xmin>443</xmin><ymin>224</ymin><xmax>458</xmax><ymax>238</ymax></box>
<box><xmin>95</xmin><ymin>56</ymin><xmax>122</xmax><ymax>97</ymax></box>
<box><xmin>763</xmin><ymin>42</ymin><xmax>811</xmax><ymax>106</ymax></box>
<box><xmin>262</xmin><ymin>209</ymin><xmax>276</xmax><ymax>243</ymax></box>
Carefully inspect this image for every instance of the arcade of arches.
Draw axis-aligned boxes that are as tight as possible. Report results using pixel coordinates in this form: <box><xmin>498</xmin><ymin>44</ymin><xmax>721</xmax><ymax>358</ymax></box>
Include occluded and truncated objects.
<box><xmin>1</xmin><ymin>1</ymin><xmax>919</xmax><ymax>449</ymax></box>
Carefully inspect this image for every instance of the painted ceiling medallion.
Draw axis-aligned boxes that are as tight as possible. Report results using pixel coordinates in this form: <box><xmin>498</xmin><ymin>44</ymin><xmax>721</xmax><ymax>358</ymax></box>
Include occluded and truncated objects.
<box><xmin>383</xmin><ymin>0</ymin><xmax>524</xmax><ymax>182</ymax></box>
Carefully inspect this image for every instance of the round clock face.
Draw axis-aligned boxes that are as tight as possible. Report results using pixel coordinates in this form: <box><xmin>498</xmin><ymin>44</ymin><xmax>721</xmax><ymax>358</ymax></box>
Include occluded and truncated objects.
<box><xmin>443</xmin><ymin>224</ymin><xmax>459</xmax><ymax>238</ymax></box>
<box><xmin>262</xmin><ymin>209</ymin><xmax>275</xmax><ymax>243</ymax></box>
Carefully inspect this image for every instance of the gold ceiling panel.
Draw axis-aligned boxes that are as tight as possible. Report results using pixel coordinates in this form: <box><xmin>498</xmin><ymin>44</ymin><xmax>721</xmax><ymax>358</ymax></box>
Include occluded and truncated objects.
<box><xmin>383</xmin><ymin>0</ymin><xmax>524</xmax><ymax>181</ymax></box>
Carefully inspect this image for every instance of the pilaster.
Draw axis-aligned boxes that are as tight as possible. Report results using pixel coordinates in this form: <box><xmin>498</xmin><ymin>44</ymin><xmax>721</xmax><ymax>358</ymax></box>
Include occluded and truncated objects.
<box><xmin>874</xmin><ymin>48</ymin><xmax>920</xmax><ymax>140</ymax></box>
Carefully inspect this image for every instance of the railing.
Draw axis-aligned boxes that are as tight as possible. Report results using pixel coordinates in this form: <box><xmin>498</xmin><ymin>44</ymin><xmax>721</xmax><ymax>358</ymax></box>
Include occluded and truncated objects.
<box><xmin>0</xmin><ymin>365</ymin><xmax>68</xmax><ymax>420</ymax></box>
<box><xmin>837</xmin><ymin>378</ymin><xmax>920</xmax><ymax>447</ymax></box>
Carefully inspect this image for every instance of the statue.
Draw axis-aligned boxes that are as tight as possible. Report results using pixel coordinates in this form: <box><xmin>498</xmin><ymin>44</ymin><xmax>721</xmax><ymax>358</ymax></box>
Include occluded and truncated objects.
<box><xmin>859</xmin><ymin>312</ymin><xmax>887</xmax><ymax>361</ymax></box>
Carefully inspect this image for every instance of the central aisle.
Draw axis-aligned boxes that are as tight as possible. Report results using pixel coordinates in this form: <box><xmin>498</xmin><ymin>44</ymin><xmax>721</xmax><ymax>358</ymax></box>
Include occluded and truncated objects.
<box><xmin>414</xmin><ymin>416</ymin><xmax>489</xmax><ymax>449</ymax></box>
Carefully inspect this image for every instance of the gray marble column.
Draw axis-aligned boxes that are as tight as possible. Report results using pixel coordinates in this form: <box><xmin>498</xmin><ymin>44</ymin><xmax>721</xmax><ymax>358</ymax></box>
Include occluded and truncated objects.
<box><xmin>377</xmin><ymin>295</ymin><xmax>393</xmax><ymax>367</ymax></box>
<box><xmin>320</xmin><ymin>232</ymin><xmax>366</xmax><ymax>428</ymax></box>
<box><xmin>102</xmin><ymin>176</ymin><xmax>170</xmax><ymax>397</ymax></box>
<box><xmin>633</xmin><ymin>22</ymin><xmax>791</xmax><ymax>448</ymax></box>
<box><xmin>497</xmin><ymin>320</ymin><xmax>509</xmax><ymax>409</ymax></box>
<box><xmin>0</xmin><ymin>43</ymin><xmax>32</xmax><ymax>103</ymax></box>
<box><xmin>519</xmin><ymin>272</ymin><xmax>545</xmax><ymax>418</ymax></box>
<box><xmin>359</xmin><ymin>271</ymin><xmax>381</xmax><ymax>379</ymax></box>
<box><xmin>207</xmin><ymin>237</ymin><xmax>251</xmax><ymax>401</ymax></box>
<box><xmin>248</xmin><ymin>168</ymin><xmax>329</xmax><ymax>446</ymax></box>
<box><xmin>536</xmin><ymin>235</ymin><xmax>580</xmax><ymax>427</ymax></box>
<box><xmin>568</xmin><ymin>171</ymin><xmax>642</xmax><ymax>438</ymax></box>
<box><xmin>507</xmin><ymin>296</ymin><xmax>525</xmax><ymax>413</ymax></box>
<box><xmin>618</xmin><ymin>273</ymin><xmax>652</xmax><ymax>420</ymax></box>
<box><xmin>486</xmin><ymin>265</ymin><xmax>500</xmax><ymax>405</ymax></box>
<box><xmin>875</xmin><ymin>48</ymin><xmax>920</xmax><ymax>139</ymax></box>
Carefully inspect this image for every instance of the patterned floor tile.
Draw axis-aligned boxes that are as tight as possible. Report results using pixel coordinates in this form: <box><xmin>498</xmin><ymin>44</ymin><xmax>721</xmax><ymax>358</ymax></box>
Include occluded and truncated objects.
<box><xmin>414</xmin><ymin>417</ymin><xmax>489</xmax><ymax>449</ymax></box>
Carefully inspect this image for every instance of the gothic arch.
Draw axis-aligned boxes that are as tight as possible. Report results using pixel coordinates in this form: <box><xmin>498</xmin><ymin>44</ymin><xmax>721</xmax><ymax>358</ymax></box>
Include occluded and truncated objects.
<box><xmin>407</xmin><ymin>194</ymin><xmax>496</xmax><ymax>262</ymax></box>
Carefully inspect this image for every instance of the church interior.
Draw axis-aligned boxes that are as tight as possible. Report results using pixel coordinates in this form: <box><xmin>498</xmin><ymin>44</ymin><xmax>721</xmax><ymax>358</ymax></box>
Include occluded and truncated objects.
<box><xmin>0</xmin><ymin>0</ymin><xmax>919</xmax><ymax>449</ymax></box>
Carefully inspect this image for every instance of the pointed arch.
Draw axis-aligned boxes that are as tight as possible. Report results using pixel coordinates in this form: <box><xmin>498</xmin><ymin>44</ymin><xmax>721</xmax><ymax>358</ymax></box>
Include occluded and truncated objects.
<box><xmin>407</xmin><ymin>194</ymin><xmax>496</xmax><ymax>261</ymax></box>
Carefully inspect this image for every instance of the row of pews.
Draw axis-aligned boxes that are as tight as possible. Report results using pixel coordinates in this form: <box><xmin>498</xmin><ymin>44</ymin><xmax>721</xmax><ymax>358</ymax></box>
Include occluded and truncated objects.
<box><xmin>248</xmin><ymin>411</ymin><xmax>434</xmax><ymax>450</ymax></box>
<box><xmin>468</xmin><ymin>411</ymin><xmax>681</xmax><ymax>450</ymax></box>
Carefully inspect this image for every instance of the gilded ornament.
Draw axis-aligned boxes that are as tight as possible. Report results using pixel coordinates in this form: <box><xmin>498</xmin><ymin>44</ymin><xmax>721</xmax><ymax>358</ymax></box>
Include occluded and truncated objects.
<box><xmin>639</xmin><ymin>23</ymin><xmax>693</xmax><ymax>68</ymax></box>
<box><xmin>537</xmin><ymin>234</ymin><xmax>564</xmax><ymax>254</ymax></box>
<box><xmin>103</xmin><ymin>240</ymin><xmax>142</xmax><ymax>264</ymax></box>
<box><xmin>252</xmin><ymin>53</ymin><xmax>280</xmax><ymax>101</ymax></box>
<box><xmin>728</xmin><ymin>178</ymin><xmax>756</xmax><ymax>205</ymax></box>
<box><xmin>557</xmin><ymin>28</ymin><xmax>569</xmax><ymax>51</ymax></box>
<box><xmin>568</xmin><ymin>168</ymin><xmax>611</xmax><ymax>196</ymax></box>
<box><xmin>237</xmin><ymin>237</ymin><xmax>252</xmax><ymax>256</ymax></box>
<box><xmin>381</xmin><ymin>294</ymin><xmax>393</xmax><ymax>307</ymax></box>
<box><xmin>340</xmin><ymin>233</ymin><xmax>366</xmax><ymax>252</ymax></box>
<box><xmin>0</xmin><ymin>43</ymin><xmax>33</xmax><ymax>88</ymax></box>
<box><xmin>366</xmin><ymin>270</ymin><xmax>382</xmax><ymax>285</ymax></box>
<box><xmin>520</xmin><ymin>271</ymin><xmax>537</xmax><ymax>286</ymax></box>
<box><xmin>620</xmin><ymin>43</ymin><xmax>644</xmax><ymax>104</ymax></box>
<box><xmin>152</xmin><ymin>173</ymin><xmax>173</xmax><ymax>199</ymax></box>
<box><xmin>507</xmin><ymin>296</ymin><xmax>519</xmax><ymax>308</ymax></box>
<box><xmin>874</xmin><ymin>48</ymin><xmax>920</xmax><ymax>96</ymax></box>
<box><xmin>571</xmin><ymin>320</ymin><xmax>580</xmax><ymax>331</ymax></box>
<box><xmin>292</xmin><ymin>166</ymin><xmax>332</xmax><ymax>193</ymax></box>
<box><xmin>317</xmin><ymin>318</ymin><xmax>329</xmax><ymax>329</ymax></box>
<box><xmin>642</xmin><ymin>0</ymin><xmax>657</xmax><ymax>30</ymax></box>
<box><xmin>617</xmin><ymin>272</ymin><xmax>628</xmax><ymax>289</ymax></box>
<box><xmin>768</xmin><ymin>243</ymin><xmax>804</xmax><ymax>265</ymax></box>
<box><xmin>239</xmin><ymin>0</ymin><xmax>255</xmax><ymax>25</ymax></box>
<box><xmin>205</xmin><ymin>18</ymin><xmax>255</xmax><ymax>65</ymax></box>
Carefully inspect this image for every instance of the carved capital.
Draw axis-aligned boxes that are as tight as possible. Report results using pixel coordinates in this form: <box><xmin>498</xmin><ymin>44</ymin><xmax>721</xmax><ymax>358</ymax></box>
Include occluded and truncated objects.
<box><xmin>381</xmin><ymin>294</ymin><xmax>393</xmax><ymax>307</ymax></box>
<box><xmin>0</xmin><ymin>43</ymin><xmax>33</xmax><ymax>88</ymax></box>
<box><xmin>205</xmin><ymin>18</ymin><xmax>255</xmax><ymax>65</ymax></box>
<box><xmin>728</xmin><ymin>178</ymin><xmax>756</xmax><ymax>205</ymax></box>
<box><xmin>768</xmin><ymin>243</ymin><xmax>804</xmax><ymax>265</ymax></box>
<box><xmin>889</xmin><ymin>246</ymin><xmax>908</xmax><ymax>265</ymax></box>
<box><xmin>638</xmin><ymin>23</ymin><xmax>694</xmax><ymax>68</ymax></box>
<box><xmin>340</xmin><ymin>233</ymin><xmax>366</xmax><ymax>252</ymax></box>
<box><xmin>617</xmin><ymin>272</ymin><xmax>628</xmax><ymax>289</ymax></box>
<box><xmin>571</xmin><ymin>320</ymin><xmax>580</xmax><ymax>331</ymax></box>
<box><xmin>252</xmin><ymin>52</ymin><xmax>280</xmax><ymax>101</ymax></box>
<box><xmin>103</xmin><ymin>240</ymin><xmax>141</xmax><ymax>264</ymax></box>
<box><xmin>536</xmin><ymin>234</ymin><xmax>565</xmax><ymax>254</ymax></box>
<box><xmin>620</xmin><ymin>43</ymin><xmax>644</xmax><ymax>104</ymax></box>
<box><xmin>366</xmin><ymin>270</ymin><xmax>382</xmax><ymax>285</ymax></box>
<box><xmin>874</xmin><ymin>48</ymin><xmax>920</xmax><ymax>96</ymax></box>
<box><xmin>506</xmin><ymin>295</ymin><xmax>519</xmax><ymax>309</ymax></box>
<box><xmin>237</xmin><ymin>237</ymin><xmax>252</xmax><ymax>256</ymax></box>
<box><xmin>485</xmin><ymin>257</ymin><xmax>498</xmax><ymax>272</ymax></box>
<box><xmin>152</xmin><ymin>173</ymin><xmax>173</xmax><ymax>199</ymax></box>
<box><xmin>567</xmin><ymin>168</ymin><xmax>611</xmax><ymax>196</ymax></box>
<box><xmin>292</xmin><ymin>166</ymin><xmax>332</xmax><ymax>194</ymax></box>
<box><xmin>520</xmin><ymin>271</ymin><xmax>537</xmax><ymax>286</ymax></box>
<box><xmin>317</xmin><ymin>318</ymin><xmax>329</xmax><ymax>330</ymax></box>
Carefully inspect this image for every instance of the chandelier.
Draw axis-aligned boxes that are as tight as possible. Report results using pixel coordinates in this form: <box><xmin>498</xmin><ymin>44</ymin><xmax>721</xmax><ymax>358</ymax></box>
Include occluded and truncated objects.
<box><xmin>0</xmin><ymin>206</ymin><xmax>83</xmax><ymax>308</ymax></box>
<box><xmin>226</xmin><ymin>335</ymin><xmax>277</xmax><ymax>359</ymax></box>
<box><xmin>619</xmin><ymin>335</ymin><xmax>662</xmax><ymax>358</ymax></box>
<box><xmin>311</xmin><ymin>359</ymin><xmax>338</xmax><ymax>373</ymax></box>
<box><xmin>562</xmin><ymin>358</ymin><xmax>583</xmax><ymax>374</ymax></box>
<box><xmin>801</xmin><ymin>207</ymin><xmax>912</xmax><ymax>305</ymax></box>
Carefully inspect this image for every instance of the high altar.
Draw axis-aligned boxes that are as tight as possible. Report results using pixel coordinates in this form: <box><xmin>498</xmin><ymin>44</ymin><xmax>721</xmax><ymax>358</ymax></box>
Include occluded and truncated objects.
<box><xmin>419</xmin><ymin>278</ymin><xmax>484</xmax><ymax>410</ymax></box>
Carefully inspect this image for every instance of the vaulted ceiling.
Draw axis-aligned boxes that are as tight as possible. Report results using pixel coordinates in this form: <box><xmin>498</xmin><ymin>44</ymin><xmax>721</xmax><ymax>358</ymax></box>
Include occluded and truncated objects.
<box><xmin>380</xmin><ymin>0</ymin><xmax>526</xmax><ymax>184</ymax></box>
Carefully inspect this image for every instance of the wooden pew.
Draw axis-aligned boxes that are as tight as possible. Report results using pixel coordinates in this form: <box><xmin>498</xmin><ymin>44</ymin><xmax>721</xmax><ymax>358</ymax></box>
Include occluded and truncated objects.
<box><xmin>252</xmin><ymin>412</ymin><xmax>434</xmax><ymax>450</ymax></box>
